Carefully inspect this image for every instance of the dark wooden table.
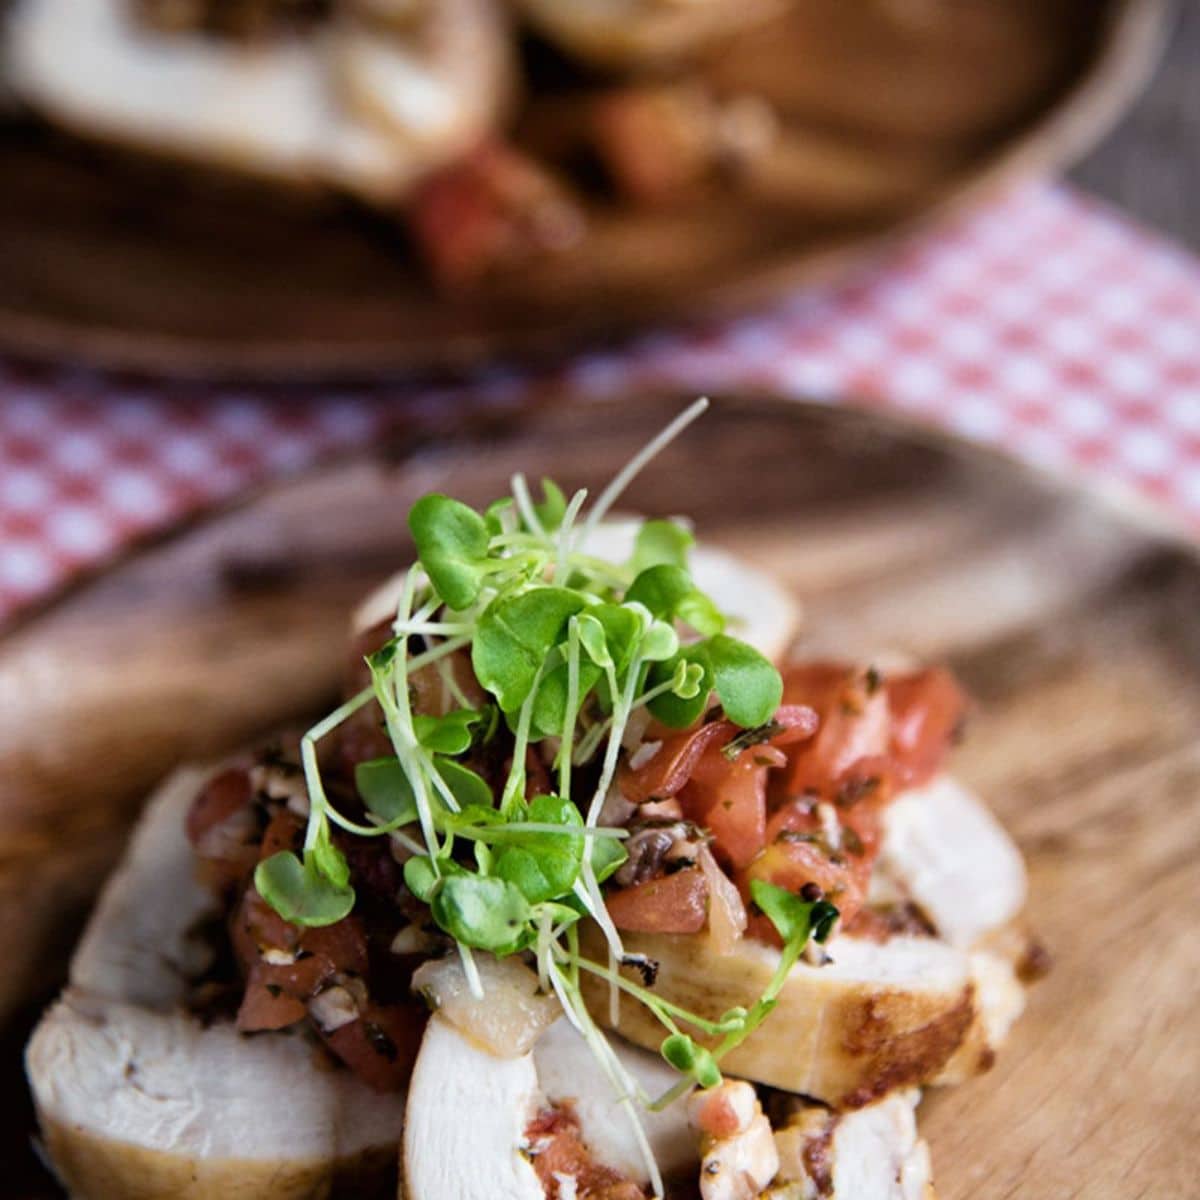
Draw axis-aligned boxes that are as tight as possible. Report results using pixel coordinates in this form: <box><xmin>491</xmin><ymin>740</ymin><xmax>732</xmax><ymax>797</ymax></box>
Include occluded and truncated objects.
<box><xmin>1073</xmin><ymin>1</ymin><xmax>1199</xmax><ymax>248</ymax></box>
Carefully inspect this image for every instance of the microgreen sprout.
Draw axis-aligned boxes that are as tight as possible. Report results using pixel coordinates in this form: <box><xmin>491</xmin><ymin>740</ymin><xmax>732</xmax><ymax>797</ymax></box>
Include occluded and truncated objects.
<box><xmin>252</xmin><ymin>400</ymin><xmax>825</xmax><ymax>1195</ymax></box>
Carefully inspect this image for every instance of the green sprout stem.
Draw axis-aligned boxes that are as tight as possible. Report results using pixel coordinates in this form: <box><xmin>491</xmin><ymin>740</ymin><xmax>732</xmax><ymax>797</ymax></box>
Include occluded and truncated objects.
<box><xmin>511</xmin><ymin>472</ymin><xmax>548</xmax><ymax>540</ymax></box>
<box><xmin>579</xmin><ymin>396</ymin><xmax>709</xmax><ymax>548</ymax></box>
<box><xmin>556</xmin><ymin>488</ymin><xmax>589</xmax><ymax>581</ymax></box>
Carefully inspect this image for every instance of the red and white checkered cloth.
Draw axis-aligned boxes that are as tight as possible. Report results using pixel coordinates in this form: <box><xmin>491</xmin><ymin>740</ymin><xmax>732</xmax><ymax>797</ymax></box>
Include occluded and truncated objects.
<box><xmin>1</xmin><ymin>182</ymin><xmax>1198</xmax><ymax>625</ymax></box>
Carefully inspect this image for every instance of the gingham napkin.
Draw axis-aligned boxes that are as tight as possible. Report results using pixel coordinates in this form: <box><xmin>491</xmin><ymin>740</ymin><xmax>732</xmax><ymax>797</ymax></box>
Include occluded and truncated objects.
<box><xmin>1</xmin><ymin>182</ymin><xmax>1197</xmax><ymax>624</ymax></box>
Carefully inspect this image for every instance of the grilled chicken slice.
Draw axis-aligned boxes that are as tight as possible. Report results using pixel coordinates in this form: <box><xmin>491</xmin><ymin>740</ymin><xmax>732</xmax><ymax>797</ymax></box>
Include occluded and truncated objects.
<box><xmin>584</xmin><ymin>775</ymin><xmax>1033</xmax><ymax>1107</ymax></box>
<box><xmin>4</xmin><ymin>0</ymin><xmax>513</xmax><ymax>204</ymax></box>
<box><xmin>26</xmin><ymin>768</ymin><xmax>406</xmax><ymax>1200</ymax></box>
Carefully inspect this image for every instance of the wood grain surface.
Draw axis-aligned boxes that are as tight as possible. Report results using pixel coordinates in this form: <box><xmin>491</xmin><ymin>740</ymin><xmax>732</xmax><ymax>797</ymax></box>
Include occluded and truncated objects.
<box><xmin>3</xmin><ymin>396</ymin><xmax>1198</xmax><ymax>1197</ymax></box>
<box><xmin>0</xmin><ymin>0</ymin><xmax>1169</xmax><ymax>379</ymax></box>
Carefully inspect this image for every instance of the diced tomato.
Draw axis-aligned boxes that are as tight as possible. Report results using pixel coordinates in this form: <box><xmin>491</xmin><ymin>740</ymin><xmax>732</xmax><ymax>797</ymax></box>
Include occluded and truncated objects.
<box><xmin>321</xmin><ymin>1002</ymin><xmax>426</xmax><ymax>1093</ymax></box>
<box><xmin>770</xmin><ymin>705</ymin><xmax>822</xmax><ymax>745</ymax></box>
<box><xmin>231</xmin><ymin>880</ymin><xmax>371</xmax><ymax>1033</ymax></box>
<box><xmin>781</xmin><ymin>664</ymin><xmax>891</xmax><ymax>799</ymax></box>
<box><xmin>236</xmin><ymin>971</ymin><xmax>308</xmax><ymax>1032</ymax></box>
<box><xmin>620</xmin><ymin>719</ymin><xmax>734</xmax><ymax>804</ymax></box>
<box><xmin>740</xmin><ymin>778</ymin><xmax>883</xmax><ymax>941</ymax></box>
<box><xmin>259</xmin><ymin>808</ymin><xmax>304</xmax><ymax>861</ymax></box>
<box><xmin>666</xmin><ymin>707</ymin><xmax>817</xmax><ymax>871</ymax></box>
<box><xmin>621</xmin><ymin>708</ymin><xmax>816</xmax><ymax>871</ymax></box>
<box><xmin>691</xmin><ymin>1083</ymin><xmax>752</xmax><ymax>1139</ymax></box>
<box><xmin>527</xmin><ymin>1106</ymin><xmax>644</xmax><ymax>1200</ymax></box>
<box><xmin>186</xmin><ymin>767</ymin><xmax>252</xmax><ymax>846</ymax></box>
<box><xmin>748</xmin><ymin>836</ymin><xmax>865</xmax><ymax>918</ymax></box>
<box><xmin>606</xmin><ymin>867</ymin><xmax>708</xmax><ymax>934</ymax></box>
<box><xmin>186</xmin><ymin>766</ymin><xmax>259</xmax><ymax>892</ymax></box>
<box><xmin>680</xmin><ymin>745</ymin><xmax>768</xmax><ymax>871</ymax></box>
<box><xmin>886</xmin><ymin>667</ymin><xmax>967</xmax><ymax>787</ymax></box>
<box><xmin>407</xmin><ymin>141</ymin><xmax>584</xmax><ymax>289</ymax></box>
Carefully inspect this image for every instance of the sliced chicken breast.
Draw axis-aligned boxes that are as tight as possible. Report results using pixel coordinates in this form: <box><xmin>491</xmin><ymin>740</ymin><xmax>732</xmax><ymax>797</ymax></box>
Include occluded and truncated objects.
<box><xmin>404</xmin><ymin>1012</ymin><xmax>696</xmax><ymax>1199</ymax></box>
<box><xmin>25</xmin><ymin>767</ymin><xmax>406</xmax><ymax>1200</ymax></box>
<box><xmin>769</xmin><ymin>1090</ymin><xmax>934</xmax><ymax>1200</ymax></box>
<box><xmin>584</xmin><ymin>775</ymin><xmax>1034</xmax><ymax>1108</ymax></box>
<box><xmin>405</xmin><ymin>1011</ymin><xmax>937</xmax><ymax>1199</ymax></box>
<box><xmin>4</xmin><ymin>0</ymin><xmax>512</xmax><ymax>203</ymax></box>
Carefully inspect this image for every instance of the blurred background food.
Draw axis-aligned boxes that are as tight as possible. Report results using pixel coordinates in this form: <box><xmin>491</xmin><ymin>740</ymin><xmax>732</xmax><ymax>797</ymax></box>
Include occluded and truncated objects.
<box><xmin>0</xmin><ymin>0</ymin><xmax>1168</xmax><ymax>375</ymax></box>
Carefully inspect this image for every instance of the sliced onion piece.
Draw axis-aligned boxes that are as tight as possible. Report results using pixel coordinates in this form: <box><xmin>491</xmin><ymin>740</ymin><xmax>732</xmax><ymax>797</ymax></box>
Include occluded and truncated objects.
<box><xmin>697</xmin><ymin>844</ymin><xmax>747</xmax><ymax>956</ymax></box>
<box><xmin>412</xmin><ymin>954</ymin><xmax>560</xmax><ymax>1058</ymax></box>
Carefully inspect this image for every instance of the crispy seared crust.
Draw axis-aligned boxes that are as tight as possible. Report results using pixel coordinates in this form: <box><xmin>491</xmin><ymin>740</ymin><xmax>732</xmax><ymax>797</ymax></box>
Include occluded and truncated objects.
<box><xmin>932</xmin><ymin>921</ymin><xmax>1041</xmax><ymax>1086</ymax></box>
<box><xmin>36</xmin><ymin>1114</ymin><xmax>397</xmax><ymax>1200</ymax></box>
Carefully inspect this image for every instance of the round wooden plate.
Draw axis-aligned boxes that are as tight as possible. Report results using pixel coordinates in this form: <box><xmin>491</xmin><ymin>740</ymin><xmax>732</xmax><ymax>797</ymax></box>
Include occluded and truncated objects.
<box><xmin>0</xmin><ymin>0</ymin><xmax>1172</xmax><ymax>380</ymax></box>
<box><xmin>3</xmin><ymin>396</ymin><xmax>1197</xmax><ymax>1196</ymax></box>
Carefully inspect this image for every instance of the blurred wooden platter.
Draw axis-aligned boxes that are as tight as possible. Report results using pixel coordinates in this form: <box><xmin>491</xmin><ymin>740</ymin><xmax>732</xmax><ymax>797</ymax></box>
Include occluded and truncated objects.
<box><xmin>3</xmin><ymin>395</ymin><xmax>1198</xmax><ymax>1196</ymax></box>
<box><xmin>0</xmin><ymin>0</ymin><xmax>1173</xmax><ymax>381</ymax></box>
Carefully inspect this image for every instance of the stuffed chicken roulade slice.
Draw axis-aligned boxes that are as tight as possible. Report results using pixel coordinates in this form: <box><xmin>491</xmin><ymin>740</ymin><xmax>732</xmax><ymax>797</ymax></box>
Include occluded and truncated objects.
<box><xmin>4</xmin><ymin>0</ymin><xmax>514</xmax><ymax>204</ymax></box>
<box><xmin>403</xmin><ymin>988</ymin><xmax>937</xmax><ymax>1200</ymax></box>
<box><xmin>26</xmin><ymin>767</ymin><xmax>408</xmax><ymax>1200</ymax></box>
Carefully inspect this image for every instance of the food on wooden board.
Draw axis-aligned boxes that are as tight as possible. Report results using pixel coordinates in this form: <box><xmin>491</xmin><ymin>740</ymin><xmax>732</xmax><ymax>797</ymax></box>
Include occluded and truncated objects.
<box><xmin>27</xmin><ymin>400</ymin><xmax>1043</xmax><ymax>1198</ymax></box>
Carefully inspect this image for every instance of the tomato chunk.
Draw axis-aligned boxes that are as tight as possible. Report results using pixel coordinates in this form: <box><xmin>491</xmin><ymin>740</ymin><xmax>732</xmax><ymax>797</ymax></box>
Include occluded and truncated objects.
<box><xmin>606</xmin><ymin>867</ymin><xmax>708</xmax><ymax>934</ymax></box>
<box><xmin>321</xmin><ymin>1002</ymin><xmax>426</xmax><ymax>1094</ymax></box>
<box><xmin>886</xmin><ymin>667</ymin><xmax>967</xmax><ymax>787</ymax></box>
<box><xmin>407</xmin><ymin>141</ymin><xmax>584</xmax><ymax>289</ymax></box>
<box><xmin>782</xmin><ymin>664</ymin><xmax>891</xmax><ymax>798</ymax></box>
<box><xmin>619</xmin><ymin>719</ymin><xmax>735</xmax><ymax>804</ymax></box>
<box><xmin>680</xmin><ymin>747</ymin><xmax>768</xmax><ymax>871</ymax></box>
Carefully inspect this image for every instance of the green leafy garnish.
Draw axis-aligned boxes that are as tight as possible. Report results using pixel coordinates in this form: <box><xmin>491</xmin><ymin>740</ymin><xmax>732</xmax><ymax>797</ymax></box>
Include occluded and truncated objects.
<box><xmin>661</xmin><ymin>1033</ymin><xmax>721</xmax><ymax>1089</ymax></box>
<box><xmin>532</xmin><ymin>478</ymin><xmax>568</xmax><ymax>532</ymax></box>
<box><xmin>642</xmin><ymin>633</ymin><xmax>780</xmax><ymax>730</ymax></box>
<box><xmin>408</xmin><ymin>494</ymin><xmax>492</xmax><ymax>611</ymax></box>
<box><xmin>646</xmin><ymin>644</ymin><xmax>715</xmax><ymax>729</ymax></box>
<box><xmin>432</xmin><ymin>875</ymin><xmax>532</xmax><ymax>955</ymax></box>
<box><xmin>750</xmin><ymin>879</ymin><xmax>826</xmax><ymax>945</ymax></box>
<box><xmin>631</xmin><ymin>519</ymin><xmax>694</xmax><ymax>573</ymax></box>
<box><xmin>708</xmin><ymin>635</ymin><xmax>783</xmax><ymax>728</ymax></box>
<box><xmin>412</xmin><ymin>708</ymin><xmax>482</xmax><ymax>755</ymax></box>
<box><xmin>473</xmin><ymin>587</ymin><xmax>587</xmax><ymax>713</ymax></box>
<box><xmin>625</xmin><ymin>565</ymin><xmax>724</xmax><ymax>637</ymax></box>
<box><xmin>254</xmin><ymin>851</ymin><xmax>355</xmax><ymax>927</ymax></box>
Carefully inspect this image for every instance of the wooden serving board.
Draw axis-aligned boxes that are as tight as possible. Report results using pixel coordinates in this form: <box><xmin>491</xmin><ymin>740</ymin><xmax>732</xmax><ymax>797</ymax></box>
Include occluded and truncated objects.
<box><xmin>3</xmin><ymin>397</ymin><xmax>1197</xmax><ymax>1197</ymax></box>
<box><xmin>0</xmin><ymin>0</ymin><xmax>1171</xmax><ymax>380</ymax></box>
